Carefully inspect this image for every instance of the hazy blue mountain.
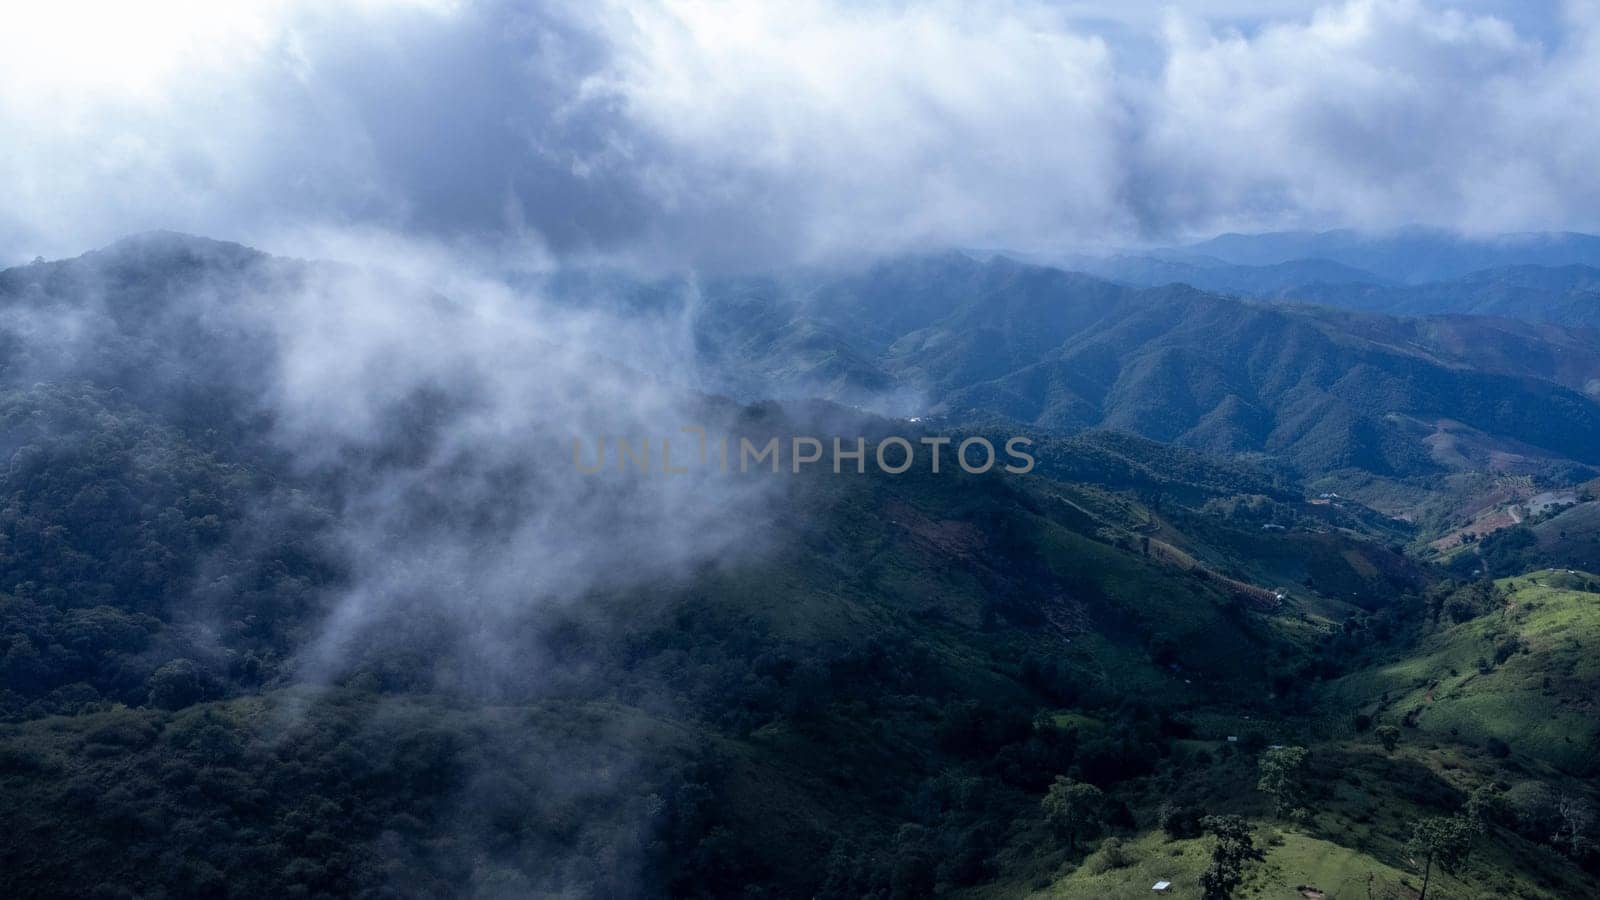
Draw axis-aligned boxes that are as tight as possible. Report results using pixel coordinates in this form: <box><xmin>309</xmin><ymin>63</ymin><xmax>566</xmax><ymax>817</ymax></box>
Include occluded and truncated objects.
<box><xmin>921</xmin><ymin>279</ymin><xmax>1600</xmax><ymax>476</ymax></box>
<box><xmin>1036</xmin><ymin>235</ymin><xmax>1600</xmax><ymax>337</ymax></box>
<box><xmin>49</xmin><ymin>240</ymin><xmax>1570</xmax><ymax>483</ymax></box>
<box><xmin>1183</xmin><ymin>227</ymin><xmax>1600</xmax><ymax>283</ymax></box>
<box><xmin>1273</xmin><ymin>263</ymin><xmax>1600</xmax><ymax>328</ymax></box>
<box><xmin>625</xmin><ymin>253</ymin><xmax>1600</xmax><ymax>478</ymax></box>
<box><xmin>1062</xmin><ymin>253</ymin><xmax>1389</xmax><ymax>294</ymax></box>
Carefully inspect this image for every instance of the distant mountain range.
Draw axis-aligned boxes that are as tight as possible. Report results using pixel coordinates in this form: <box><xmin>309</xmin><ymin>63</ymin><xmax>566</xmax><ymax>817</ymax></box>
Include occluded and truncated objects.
<box><xmin>1269</xmin><ymin>265</ymin><xmax>1600</xmax><ymax>328</ymax></box>
<box><xmin>1181</xmin><ymin>227</ymin><xmax>1600</xmax><ymax>283</ymax></box>
<box><xmin>576</xmin><ymin>253</ymin><xmax>1600</xmax><ymax>478</ymax></box>
<box><xmin>1052</xmin><ymin>228</ymin><xmax>1600</xmax><ymax>329</ymax></box>
<box><xmin>7</xmin><ymin>233</ymin><xmax>1599</xmax><ymax>483</ymax></box>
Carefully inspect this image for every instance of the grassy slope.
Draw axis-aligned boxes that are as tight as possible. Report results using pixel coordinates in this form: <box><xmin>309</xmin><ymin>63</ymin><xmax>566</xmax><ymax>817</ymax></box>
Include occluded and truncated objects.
<box><xmin>1324</xmin><ymin>570</ymin><xmax>1600</xmax><ymax>775</ymax></box>
<box><xmin>1531</xmin><ymin>501</ymin><xmax>1600</xmax><ymax>570</ymax></box>
<box><xmin>1018</xmin><ymin>827</ymin><xmax>1415</xmax><ymax>900</ymax></box>
<box><xmin>997</xmin><ymin>732</ymin><xmax>1596</xmax><ymax>900</ymax></box>
<box><xmin>988</xmin><ymin>571</ymin><xmax>1600</xmax><ymax>900</ymax></box>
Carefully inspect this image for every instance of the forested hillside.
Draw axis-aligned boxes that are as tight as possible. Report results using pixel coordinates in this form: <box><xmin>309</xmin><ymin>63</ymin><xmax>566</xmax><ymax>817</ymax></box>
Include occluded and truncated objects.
<box><xmin>2</xmin><ymin>237</ymin><xmax>1597</xmax><ymax>898</ymax></box>
<box><xmin>587</xmin><ymin>254</ymin><xmax>1600</xmax><ymax>479</ymax></box>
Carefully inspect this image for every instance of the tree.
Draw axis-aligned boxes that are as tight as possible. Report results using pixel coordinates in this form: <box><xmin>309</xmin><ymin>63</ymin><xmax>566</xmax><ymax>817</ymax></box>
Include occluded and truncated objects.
<box><xmin>1198</xmin><ymin>814</ymin><xmax>1254</xmax><ymax>900</ymax></box>
<box><xmin>1256</xmin><ymin>745</ymin><xmax>1309</xmax><ymax>816</ymax></box>
<box><xmin>144</xmin><ymin>658</ymin><xmax>216</xmax><ymax>710</ymax></box>
<box><xmin>1375</xmin><ymin>725</ymin><xmax>1401</xmax><ymax>753</ymax></box>
<box><xmin>1407</xmin><ymin>816</ymin><xmax>1471</xmax><ymax>900</ymax></box>
<box><xmin>1041</xmin><ymin>776</ymin><xmax>1103</xmax><ymax>853</ymax></box>
<box><xmin>1464</xmin><ymin>785</ymin><xmax>1503</xmax><ymax>837</ymax></box>
<box><xmin>1159</xmin><ymin>801</ymin><xmax>1205</xmax><ymax>839</ymax></box>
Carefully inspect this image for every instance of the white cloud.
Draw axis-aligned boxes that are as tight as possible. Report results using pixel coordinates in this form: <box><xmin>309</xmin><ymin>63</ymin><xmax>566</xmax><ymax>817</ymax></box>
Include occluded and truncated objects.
<box><xmin>1142</xmin><ymin>0</ymin><xmax>1600</xmax><ymax>237</ymax></box>
<box><xmin>583</xmin><ymin>0</ymin><xmax>1134</xmax><ymax>263</ymax></box>
<box><xmin>0</xmin><ymin>1</ymin><xmax>439</xmax><ymax>259</ymax></box>
<box><xmin>1</xmin><ymin>0</ymin><xmax>1597</xmax><ymax>265</ymax></box>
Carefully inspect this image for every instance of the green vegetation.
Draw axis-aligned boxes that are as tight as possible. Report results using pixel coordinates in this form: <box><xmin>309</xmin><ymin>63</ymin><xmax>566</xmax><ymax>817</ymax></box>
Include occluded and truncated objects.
<box><xmin>598</xmin><ymin>253</ymin><xmax>1600</xmax><ymax>479</ymax></box>
<box><xmin>1407</xmin><ymin>815</ymin><xmax>1472</xmax><ymax>900</ymax></box>
<box><xmin>1376</xmin><ymin>724</ymin><xmax>1401</xmax><ymax>752</ymax></box>
<box><xmin>1042</xmin><ymin>778</ymin><xmax>1104</xmax><ymax>853</ymax></box>
<box><xmin>1324</xmin><ymin>572</ymin><xmax>1600</xmax><ymax>775</ymax></box>
<box><xmin>1200</xmin><ymin>814</ymin><xmax>1256</xmax><ymax>899</ymax></box>
<box><xmin>1256</xmin><ymin>746</ymin><xmax>1309</xmax><ymax>818</ymax></box>
<box><xmin>3</xmin><ymin>237</ymin><xmax>1599</xmax><ymax>897</ymax></box>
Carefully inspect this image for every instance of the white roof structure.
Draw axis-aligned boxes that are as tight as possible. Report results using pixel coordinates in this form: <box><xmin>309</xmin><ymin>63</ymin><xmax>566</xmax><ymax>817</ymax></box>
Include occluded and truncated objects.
<box><xmin>1153</xmin><ymin>881</ymin><xmax>1172</xmax><ymax>892</ymax></box>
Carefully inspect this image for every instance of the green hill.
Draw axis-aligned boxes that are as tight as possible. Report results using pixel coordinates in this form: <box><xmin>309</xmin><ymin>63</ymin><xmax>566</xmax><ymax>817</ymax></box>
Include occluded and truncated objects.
<box><xmin>1324</xmin><ymin>571</ymin><xmax>1600</xmax><ymax>776</ymax></box>
<box><xmin>543</xmin><ymin>252</ymin><xmax>1600</xmax><ymax>480</ymax></box>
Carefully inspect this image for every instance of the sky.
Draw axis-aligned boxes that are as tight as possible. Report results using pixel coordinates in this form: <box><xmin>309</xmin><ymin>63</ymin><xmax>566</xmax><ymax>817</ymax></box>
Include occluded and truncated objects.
<box><xmin>1</xmin><ymin>0</ymin><xmax>1596</xmax><ymax>269</ymax></box>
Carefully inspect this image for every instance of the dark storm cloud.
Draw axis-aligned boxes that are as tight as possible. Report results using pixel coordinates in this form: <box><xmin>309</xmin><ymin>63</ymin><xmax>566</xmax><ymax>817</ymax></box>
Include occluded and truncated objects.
<box><xmin>2</xmin><ymin>1</ymin><xmax>1597</xmax><ymax>267</ymax></box>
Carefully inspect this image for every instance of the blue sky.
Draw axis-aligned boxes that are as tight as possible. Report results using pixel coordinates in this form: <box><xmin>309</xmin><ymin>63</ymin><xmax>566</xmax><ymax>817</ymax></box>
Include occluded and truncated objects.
<box><xmin>0</xmin><ymin>1</ymin><xmax>1594</xmax><ymax>268</ymax></box>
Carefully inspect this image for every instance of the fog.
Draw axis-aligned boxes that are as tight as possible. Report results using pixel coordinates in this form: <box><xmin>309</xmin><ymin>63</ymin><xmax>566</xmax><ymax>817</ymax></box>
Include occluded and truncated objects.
<box><xmin>1</xmin><ymin>228</ymin><xmax>810</xmax><ymax>893</ymax></box>
<box><xmin>5</xmin><ymin>0</ymin><xmax>1599</xmax><ymax>894</ymax></box>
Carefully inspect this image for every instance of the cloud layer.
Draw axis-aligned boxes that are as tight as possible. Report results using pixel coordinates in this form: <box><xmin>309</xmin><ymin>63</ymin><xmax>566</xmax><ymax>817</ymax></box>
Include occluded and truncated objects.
<box><xmin>2</xmin><ymin>0</ymin><xmax>1598</xmax><ymax>266</ymax></box>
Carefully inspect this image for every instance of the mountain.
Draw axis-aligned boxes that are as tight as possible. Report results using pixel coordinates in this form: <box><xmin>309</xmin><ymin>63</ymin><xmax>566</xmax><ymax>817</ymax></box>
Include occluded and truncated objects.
<box><xmin>1051</xmin><ymin>230</ymin><xmax>1600</xmax><ymax>330</ymax></box>
<box><xmin>911</xmin><ymin>278</ymin><xmax>1600</xmax><ymax>475</ymax></box>
<box><xmin>1183</xmin><ymin>227</ymin><xmax>1600</xmax><ymax>284</ymax></box>
<box><xmin>1061</xmin><ymin>253</ymin><xmax>1390</xmax><ymax>295</ymax></box>
<box><xmin>650</xmin><ymin>255</ymin><xmax>1600</xmax><ymax>479</ymax></box>
<box><xmin>3</xmin><ymin>235</ymin><xmax>1599</xmax><ymax>898</ymax></box>
<box><xmin>1273</xmin><ymin>264</ymin><xmax>1600</xmax><ymax>329</ymax></box>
